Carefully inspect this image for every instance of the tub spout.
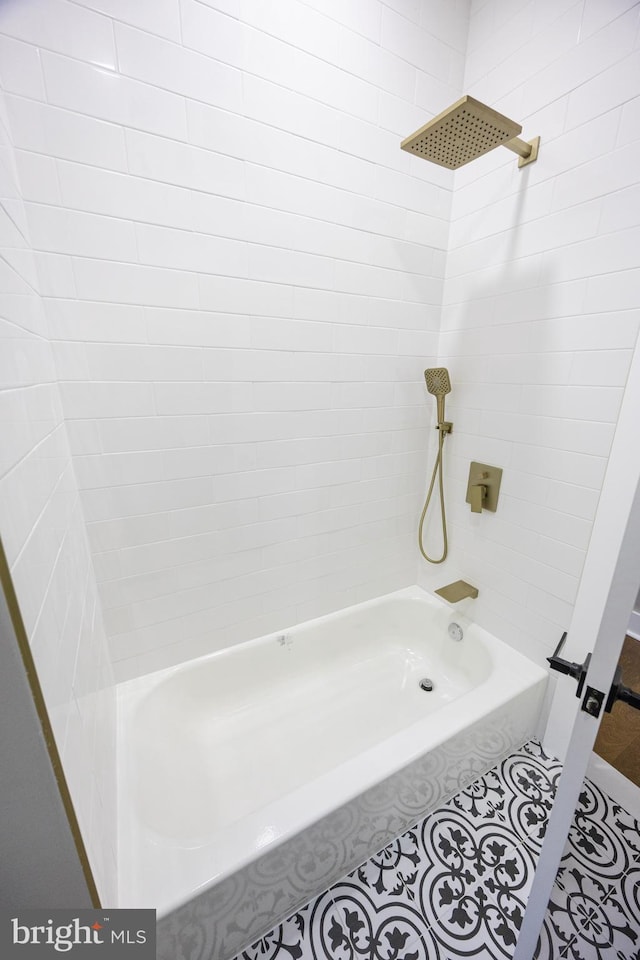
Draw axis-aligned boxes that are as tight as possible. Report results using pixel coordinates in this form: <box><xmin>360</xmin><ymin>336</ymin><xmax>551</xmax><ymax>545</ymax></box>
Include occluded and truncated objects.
<box><xmin>435</xmin><ymin>580</ymin><xmax>479</xmax><ymax>603</ymax></box>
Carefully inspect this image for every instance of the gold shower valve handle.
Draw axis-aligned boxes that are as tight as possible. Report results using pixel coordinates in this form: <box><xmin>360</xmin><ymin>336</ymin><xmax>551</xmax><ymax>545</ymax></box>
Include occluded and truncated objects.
<box><xmin>469</xmin><ymin>484</ymin><xmax>486</xmax><ymax>513</ymax></box>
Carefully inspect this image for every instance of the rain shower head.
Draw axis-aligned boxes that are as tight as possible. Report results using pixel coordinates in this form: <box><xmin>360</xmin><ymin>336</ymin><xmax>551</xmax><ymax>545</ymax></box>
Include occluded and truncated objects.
<box><xmin>401</xmin><ymin>95</ymin><xmax>540</xmax><ymax>169</ymax></box>
<box><xmin>424</xmin><ymin>367</ymin><xmax>451</xmax><ymax>426</ymax></box>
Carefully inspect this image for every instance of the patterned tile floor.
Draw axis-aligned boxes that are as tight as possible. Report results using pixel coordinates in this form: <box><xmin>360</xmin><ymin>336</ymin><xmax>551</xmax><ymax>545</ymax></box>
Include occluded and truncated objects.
<box><xmin>231</xmin><ymin>741</ymin><xmax>640</xmax><ymax>960</ymax></box>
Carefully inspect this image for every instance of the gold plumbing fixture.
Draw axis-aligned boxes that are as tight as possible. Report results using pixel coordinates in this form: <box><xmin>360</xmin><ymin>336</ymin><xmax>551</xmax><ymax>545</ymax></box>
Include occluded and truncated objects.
<box><xmin>466</xmin><ymin>462</ymin><xmax>502</xmax><ymax>514</ymax></box>
<box><xmin>435</xmin><ymin>580</ymin><xmax>479</xmax><ymax>603</ymax></box>
<box><xmin>469</xmin><ymin>480</ymin><xmax>487</xmax><ymax>513</ymax></box>
<box><xmin>419</xmin><ymin>368</ymin><xmax>452</xmax><ymax>564</ymax></box>
<box><xmin>401</xmin><ymin>95</ymin><xmax>540</xmax><ymax>170</ymax></box>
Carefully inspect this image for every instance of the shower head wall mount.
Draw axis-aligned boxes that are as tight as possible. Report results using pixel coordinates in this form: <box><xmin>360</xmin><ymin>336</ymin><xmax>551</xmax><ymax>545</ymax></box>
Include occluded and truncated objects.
<box><xmin>401</xmin><ymin>95</ymin><xmax>540</xmax><ymax>170</ymax></box>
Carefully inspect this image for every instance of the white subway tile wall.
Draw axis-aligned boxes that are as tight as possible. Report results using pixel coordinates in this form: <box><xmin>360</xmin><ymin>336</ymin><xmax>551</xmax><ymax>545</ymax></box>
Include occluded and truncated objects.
<box><xmin>2</xmin><ymin>0</ymin><xmax>462</xmax><ymax>680</ymax></box>
<box><xmin>417</xmin><ymin>0</ymin><xmax>640</xmax><ymax>665</ymax></box>
<box><xmin>0</xmin><ymin>98</ymin><xmax>117</xmax><ymax>900</ymax></box>
<box><xmin>1</xmin><ymin>0</ymin><xmax>640</xmax><ymax>903</ymax></box>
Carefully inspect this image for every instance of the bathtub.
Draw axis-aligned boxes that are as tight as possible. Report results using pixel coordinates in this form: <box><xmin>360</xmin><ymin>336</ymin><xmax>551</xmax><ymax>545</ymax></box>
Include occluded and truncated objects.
<box><xmin>117</xmin><ymin>586</ymin><xmax>547</xmax><ymax>959</ymax></box>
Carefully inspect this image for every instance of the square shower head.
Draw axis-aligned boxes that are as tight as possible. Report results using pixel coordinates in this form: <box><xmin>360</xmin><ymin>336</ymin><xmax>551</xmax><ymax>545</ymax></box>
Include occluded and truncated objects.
<box><xmin>401</xmin><ymin>95</ymin><xmax>523</xmax><ymax>169</ymax></box>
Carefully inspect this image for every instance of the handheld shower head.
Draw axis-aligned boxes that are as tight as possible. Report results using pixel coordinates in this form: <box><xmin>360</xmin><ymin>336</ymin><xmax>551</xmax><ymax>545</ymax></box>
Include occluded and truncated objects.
<box><xmin>419</xmin><ymin>368</ymin><xmax>452</xmax><ymax>564</ymax></box>
<box><xmin>424</xmin><ymin>367</ymin><xmax>451</xmax><ymax>425</ymax></box>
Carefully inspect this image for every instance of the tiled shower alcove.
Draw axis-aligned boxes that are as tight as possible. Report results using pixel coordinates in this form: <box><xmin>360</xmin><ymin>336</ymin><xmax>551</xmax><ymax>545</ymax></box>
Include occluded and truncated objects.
<box><xmin>231</xmin><ymin>741</ymin><xmax>640</xmax><ymax>960</ymax></box>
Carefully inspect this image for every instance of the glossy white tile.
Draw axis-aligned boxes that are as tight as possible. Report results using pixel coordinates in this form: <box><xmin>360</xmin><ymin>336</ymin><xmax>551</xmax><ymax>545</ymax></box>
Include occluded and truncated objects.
<box><xmin>0</xmin><ymin>0</ymin><xmax>116</xmax><ymax>68</ymax></box>
<box><xmin>115</xmin><ymin>21</ymin><xmax>243</xmax><ymax>113</ymax></box>
<box><xmin>42</xmin><ymin>49</ymin><xmax>187</xmax><ymax>139</ymax></box>
<box><xmin>72</xmin><ymin>0</ymin><xmax>181</xmax><ymax>41</ymax></box>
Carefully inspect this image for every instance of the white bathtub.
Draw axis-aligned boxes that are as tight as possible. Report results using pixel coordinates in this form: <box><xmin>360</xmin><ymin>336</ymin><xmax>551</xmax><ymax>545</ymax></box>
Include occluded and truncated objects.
<box><xmin>117</xmin><ymin>586</ymin><xmax>547</xmax><ymax>959</ymax></box>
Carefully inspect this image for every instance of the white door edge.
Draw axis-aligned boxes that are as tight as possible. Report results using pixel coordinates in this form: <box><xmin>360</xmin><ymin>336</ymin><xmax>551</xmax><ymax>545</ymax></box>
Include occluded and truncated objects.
<box><xmin>514</xmin><ymin>326</ymin><xmax>640</xmax><ymax>958</ymax></box>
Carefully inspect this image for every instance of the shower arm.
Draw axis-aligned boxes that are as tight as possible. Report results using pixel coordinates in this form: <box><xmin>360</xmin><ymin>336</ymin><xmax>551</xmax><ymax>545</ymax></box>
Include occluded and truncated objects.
<box><xmin>503</xmin><ymin>137</ymin><xmax>533</xmax><ymax>158</ymax></box>
<box><xmin>503</xmin><ymin>134</ymin><xmax>541</xmax><ymax>167</ymax></box>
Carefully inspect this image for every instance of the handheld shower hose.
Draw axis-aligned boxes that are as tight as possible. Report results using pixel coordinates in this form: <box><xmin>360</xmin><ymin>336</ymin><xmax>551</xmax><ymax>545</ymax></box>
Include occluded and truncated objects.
<box><xmin>419</xmin><ymin>368</ymin><xmax>452</xmax><ymax>564</ymax></box>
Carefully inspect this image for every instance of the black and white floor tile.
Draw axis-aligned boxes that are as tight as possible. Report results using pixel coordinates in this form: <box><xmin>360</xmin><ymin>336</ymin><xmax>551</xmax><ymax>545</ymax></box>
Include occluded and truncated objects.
<box><xmin>540</xmin><ymin>778</ymin><xmax>640</xmax><ymax>960</ymax></box>
<box><xmin>232</xmin><ymin>742</ymin><xmax>640</xmax><ymax>960</ymax></box>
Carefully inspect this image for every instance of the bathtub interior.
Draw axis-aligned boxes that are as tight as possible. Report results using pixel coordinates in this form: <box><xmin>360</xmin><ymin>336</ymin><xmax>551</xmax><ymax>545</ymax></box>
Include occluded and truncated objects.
<box><xmin>117</xmin><ymin>586</ymin><xmax>548</xmax><ymax>922</ymax></box>
<box><xmin>128</xmin><ymin>594</ymin><xmax>495</xmax><ymax>842</ymax></box>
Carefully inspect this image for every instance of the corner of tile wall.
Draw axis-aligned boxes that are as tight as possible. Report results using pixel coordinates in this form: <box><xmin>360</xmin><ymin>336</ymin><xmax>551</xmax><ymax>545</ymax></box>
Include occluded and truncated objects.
<box><xmin>417</xmin><ymin>0</ymin><xmax>640</xmax><ymax>670</ymax></box>
<box><xmin>0</xmin><ymin>84</ymin><xmax>117</xmax><ymax>904</ymax></box>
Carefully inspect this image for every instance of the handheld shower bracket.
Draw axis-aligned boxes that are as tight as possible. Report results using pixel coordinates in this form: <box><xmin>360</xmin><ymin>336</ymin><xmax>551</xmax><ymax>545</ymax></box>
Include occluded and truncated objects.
<box><xmin>437</xmin><ymin>421</ymin><xmax>453</xmax><ymax>435</ymax></box>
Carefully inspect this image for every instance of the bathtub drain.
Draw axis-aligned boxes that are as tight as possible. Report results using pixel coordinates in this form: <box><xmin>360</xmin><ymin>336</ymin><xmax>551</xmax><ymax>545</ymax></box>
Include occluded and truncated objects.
<box><xmin>419</xmin><ymin>678</ymin><xmax>434</xmax><ymax>692</ymax></box>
